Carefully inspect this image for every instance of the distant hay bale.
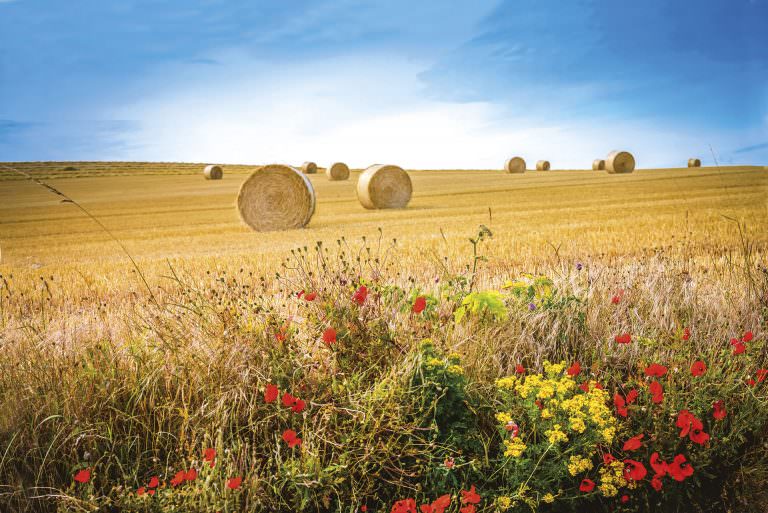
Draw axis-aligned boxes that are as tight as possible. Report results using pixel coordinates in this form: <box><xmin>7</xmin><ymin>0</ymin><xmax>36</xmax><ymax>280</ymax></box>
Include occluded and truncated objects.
<box><xmin>326</xmin><ymin>162</ymin><xmax>350</xmax><ymax>181</ymax></box>
<box><xmin>356</xmin><ymin>164</ymin><xmax>412</xmax><ymax>209</ymax></box>
<box><xmin>504</xmin><ymin>157</ymin><xmax>526</xmax><ymax>173</ymax></box>
<box><xmin>605</xmin><ymin>150</ymin><xmax>636</xmax><ymax>174</ymax></box>
<box><xmin>237</xmin><ymin>164</ymin><xmax>315</xmax><ymax>232</ymax></box>
<box><xmin>688</xmin><ymin>158</ymin><xmax>701</xmax><ymax>168</ymax></box>
<box><xmin>301</xmin><ymin>161</ymin><xmax>318</xmax><ymax>174</ymax></box>
<box><xmin>203</xmin><ymin>165</ymin><xmax>223</xmax><ymax>180</ymax></box>
<box><xmin>536</xmin><ymin>160</ymin><xmax>551</xmax><ymax>171</ymax></box>
<box><xmin>592</xmin><ymin>159</ymin><xmax>606</xmax><ymax>171</ymax></box>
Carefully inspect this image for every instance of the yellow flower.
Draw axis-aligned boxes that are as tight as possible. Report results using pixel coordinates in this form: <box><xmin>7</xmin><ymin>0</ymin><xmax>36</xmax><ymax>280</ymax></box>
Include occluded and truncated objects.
<box><xmin>446</xmin><ymin>364</ymin><xmax>464</xmax><ymax>376</ymax></box>
<box><xmin>496</xmin><ymin>412</ymin><xmax>512</xmax><ymax>424</ymax></box>
<box><xmin>541</xmin><ymin>408</ymin><xmax>553</xmax><ymax>419</ymax></box>
<box><xmin>496</xmin><ymin>496</ymin><xmax>513</xmax><ymax>510</ymax></box>
<box><xmin>544</xmin><ymin>424</ymin><xmax>568</xmax><ymax>444</ymax></box>
<box><xmin>503</xmin><ymin>437</ymin><xmax>527</xmax><ymax>458</ymax></box>
<box><xmin>569</xmin><ymin>416</ymin><xmax>586</xmax><ymax>433</ymax></box>
<box><xmin>567</xmin><ymin>455</ymin><xmax>594</xmax><ymax>476</ymax></box>
<box><xmin>542</xmin><ymin>493</ymin><xmax>555</xmax><ymax>504</ymax></box>
<box><xmin>425</xmin><ymin>357</ymin><xmax>444</xmax><ymax>369</ymax></box>
<box><xmin>496</xmin><ymin>376</ymin><xmax>518</xmax><ymax>391</ymax></box>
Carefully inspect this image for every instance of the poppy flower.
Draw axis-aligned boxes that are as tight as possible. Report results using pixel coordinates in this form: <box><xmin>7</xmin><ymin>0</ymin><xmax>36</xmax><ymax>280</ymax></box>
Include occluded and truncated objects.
<box><xmin>747</xmin><ymin>378</ymin><xmax>757</xmax><ymax>387</ymax></box>
<box><xmin>505</xmin><ymin>421</ymin><xmax>519</xmax><ymax>438</ymax></box>
<box><xmin>649</xmin><ymin>381</ymin><xmax>664</xmax><ymax>404</ymax></box>
<box><xmin>622</xmin><ymin>433</ymin><xmax>644</xmax><ymax>452</ymax></box>
<box><xmin>412</xmin><ymin>296</ymin><xmax>427</xmax><ymax>314</ymax></box>
<box><xmin>731</xmin><ymin>338</ymin><xmax>746</xmax><ymax>355</ymax></box>
<box><xmin>292</xmin><ymin>398</ymin><xmax>306</xmax><ymax>413</ymax></box>
<box><xmin>74</xmin><ymin>468</ymin><xmax>91</xmax><ymax>484</ymax></box>
<box><xmin>623</xmin><ymin>459</ymin><xmax>647</xmax><ymax>481</ymax></box>
<box><xmin>649</xmin><ymin>453</ymin><xmax>667</xmax><ymax>476</ymax></box>
<box><xmin>611</xmin><ymin>295</ymin><xmax>621</xmax><ymax>304</ymax></box>
<box><xmin>184</xmin><ymin>468</ymin><xmax>197</xmax><ymax>482</ymax></box>
<box><xmin>304</xmin><ymin>292</ymin><xmax>317</xmax><ymax>301</ymax></box>
<box><xmin>264</xmin><ymin>384</ymin><xmax>279</xmax><ymax>403</ymax></box>
<box><xmin>322</xmin><ymin>327</ymin><xmax>337</xmax><ymax>345</ymax></box>
<box><xmin>444</xmin><ymin>457</ymin><xmax>455</xmax><ymax>469</ymax></box>
<box><xmin>361</xmin><ymin>507</ymin><xmax>368</xmax><ymax>512</ymax></box>
<box><xmin>626</xmin><ymin>389</ymin><xmax>639</xmax><ymax>404</ymax></box>
<box><xmin>579</xmin><ymin>382</ymin><xmax>590</xmax><ymax>392</ymax></box>
<box><xmin>148</xmin><ymin>476</ymin><xmax>159</xmax><ymax>488</ymax></box>
<box><xmin>614</xmin><ymin>393</ymin><xmax>628</xmax><ymax>417</ymax></box>
<box><xmin>227</xmin><ymin>476</ymin><xmax>242</xmax><ymax>490</ymax></box>
<box><xmin>170</xmin><ymin>470</ymin><xmax>186</xmax><ymax>487</ymax></box>
<box><xmin>459</xmin><ymin>507</ymin><xmax>476</xmax><ymax>513</ymax></box>
<box><xmin>275</xmin><ymin>326</ymin><xmax>287</xmax><ymax>342</ymax></box>
<box><xmin>621</xmin><ymin>495</ymin><xmax>630</xmax><ymax>504</ymax></box>
<box><xmin>667</xmin><ymin>454</ymin><xmax>694</xmax><ymax>482</ymax></box>
<box><xmin>757</xmin><ymin>369</ymin><xmax>768</xmax><ymax>383</ymax></box>
<box><xmin>742</xmin><ymin>331</ymin><xmax>754</xmax><ymax>343</ymax></box>
<box><xmin>682</xmin><ymin>327</ymin><xmax>691</xmax><ymax>341</ymax></box>
<box><xmin>712</xmin><ymin>400</ymin><xmax>727</xmax><ymax>420</ymax></box>
<box><xmin>644</xmin><ymin>363</ymin><xmax>667</xmax><ymax>377</ymax></box>
<box><xmin>392</xmin><ymin>498</ymin><xmax>418</xmax><ymax>513</ymax></box>
<box><xmin>690</xmin><ymin>361</ymin><xmax>706</xmax><ymax>377</ymax></box>
<box><xmin>137</xmin><ymin>486</ymin><xmax>146</xmax><ymax>496</ymax></box>
<box><xmin>282</xmin><ymin>392</ymin><xmax>297</xmax><ymax>407</ymax></box>
<box><xmin>148</xmin><ymin>489</ymin><xmax>155</xmax><ymax>496</ymax></box>
<box><xmin>676</xmin><ymin>410</ymin><xmax>709</xmax><ymax>444</ymax></box>
<box><xmin>203</xmin><ymin>448</ymin><xmax>216</xmax><ymax>468</ymax></box>
<box><xmin>421</xmin><ymin>494</ymin><xmax>451</xmax><ymax>513</ymax></box>
<box><xmin>515</xmin><ymin>364</ymin><xmax>525</xmax><ymax>374</ymax></box>
<box><xmin>352</xmin><ymin>285</ymin><xmax>368</xmax><ymax>305</ymax></box>
<box><xmin>650</xmin><ymin>474</ymin><xmax>664</xmax><ymax>491</ymax></box>
<box><xmin>615</xmin><ymin>333</ymin><xmax>632</xmax><ymax>344</ymax></box>
<box><xmin>567</xmin><ymin>362</ymin><xmax>581</xmax><ymax>376</ymax></box>
<box><xmin>603</xmin><ymin>453</ymin><xmax>616</xmax><ymax>465</ymax></box>
<box><xmin>461</xmin><ymin>485</ymin><xmax>481</xmax><ymax>505</ymax></box>
<box><xmin>579</xmin><ymin>478</ymin><xmax>595</xmax><ymax>492</ymax></box>
<box><xmin>282</xmin><ymin>429</ymin><xmax>302</xmax><ymax>448</ymax></box>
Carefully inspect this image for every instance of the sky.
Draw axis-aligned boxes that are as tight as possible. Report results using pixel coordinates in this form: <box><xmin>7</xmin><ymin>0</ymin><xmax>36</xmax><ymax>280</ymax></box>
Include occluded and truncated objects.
<box><xmin>0</xmin><ymin>0</ymin><xmax>766</xmax><ymax>168</ymax></box>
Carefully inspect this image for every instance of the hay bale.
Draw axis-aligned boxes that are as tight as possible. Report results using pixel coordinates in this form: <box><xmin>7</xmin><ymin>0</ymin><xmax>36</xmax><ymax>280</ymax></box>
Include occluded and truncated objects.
<box><xmin>203</xmin><ymin>165</ymin><xmax>223</xmax><ymax>180</ymax></box>
<box><xmin>605</xmin><ymin>150</ymin><xmax>635</xmax><ymax>174</ymax></box>
<box><xmin>356</xmin><ymin>164</ymin><xmax>412</xmax><ymax>209</ymax></box>
<box><xmin>592</xmin><ymin>159</ymin><xmax>606</xmax><ymax>171</ymax></box>
<box><xmin>301</xmin><ymin>161</ymin><xmax>318</xmax><ymax>174</ymax></box>
<box><xmin>688</xmin><ymin>158</ymin><xmax>701</xmax><ymax>168</ymax></box>
<box><xmin>237</xmin><ymin>164</ymin><xmax>315</xmax><ymax>232</ymax></box>
<box><xmin>326</xmin><ymin>162</ymin><xmax>350</xmax><ymax>181</ymax></box>
<box><xmin>504</xmin><ymin>157</ymin><xmax>526</xmax><ymax>173</ymax></box>
<box><xmin>536</xmin><ymin>160</ymin><xmax>551</xmax><ymax>171</ymax></box>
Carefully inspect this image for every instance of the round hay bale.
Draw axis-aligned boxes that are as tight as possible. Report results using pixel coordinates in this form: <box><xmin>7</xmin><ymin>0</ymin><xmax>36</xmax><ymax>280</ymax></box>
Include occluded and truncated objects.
<box><xmin>504</xmin><ymin>157</ymin><xmax>526</xmax><ymax>173</ymax></box>
<box><xmin>237</xmin><ymin>164</ymin><xmax>315</xmax><ymax>232</ymax></box>
<box><xmin>356</xmin><ymin>164</ymin><xmax>412</xmax><ymax>209</ymax></box>
<box><xmin>203</xmin><ymin>164</ymin><xmax>223</xmax><ymax>180</ymax></box>
<box><xmin>536</xmin><ymin>160</ymin><xmax>551</xmax><ymax>171</ymax></box>
<box><xmin>605</xmin><ymin>150</ymin><xmax>635</xmax><ymax>174</ymax></box>
<box><xmin>592</xmin><ymin>159</ymin><xmax>606</xmax><ymax>171</ymax></box>
<box><xmin>301</xmin><ymin>161</ymin><xmax>318</xmax><ymax>174</ymax></box>
<box><xmin>326</xmin><ymin>162</ymin><xmax>350</xmax><ymax>181</ymax></box>
<box><xmin>688</xmin><ymin>158</ymin><xmax>701</xmax><ymax>168</ymax></box>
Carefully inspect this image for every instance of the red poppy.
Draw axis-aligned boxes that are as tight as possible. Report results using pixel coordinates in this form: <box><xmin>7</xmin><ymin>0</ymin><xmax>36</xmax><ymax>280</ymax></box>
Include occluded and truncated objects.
<box><xmin>622</xmin><ymin>433</ymin><xmax>644</xmax><ymax>452</ymax></box>
<box><xmin>282</xmin><ymin>429</ymin><xmax>302</xmax><ymax>448</ymax></box>
<box><xmin>611</xmin><ymin>295</ymin><xmax>621</xmax><ymax>304</ymax></box>
<box><xmin>148</xmin><ymin>476</ymin><xmax>159</xmax><ymax>488</ymax></box>
<box><xmin>203</xmin><ymin>448</ymin><xmax>216</xmax><ymax>468</ymax></box>
<box><xmin>579</xmin><ymin>382</ymin><xmax>590</xmax><ymax>392</ymax></box>
<box><xmin>227</xmin><ymin>476</ymin><xmax>242</xmax><ymax>490</ymax></box>
<box><xmin>742</xmin><ymin>331</ymin><xmax>754</xmax><ymax>343</ymax></box>
<box><xmin>459</xmin><ymin>507</ymin><xmax>476</xmax><ymax>513</ymax></box>
<box><xmin>292</xmin><ymin>398</ymin><xmax>306</xmax><ymax>413</ymax></box>
<box><xmin>614</xmin><ymin>393</ymin><xmax>628</xmax><ymax>417</ymax></box>
<box><xmin>649</xmin><ymin>381</ymin><xmax>664</xmax><ymax>404</ymax></box>
<box><xmin>731</xmin><ymin>338</ymin><xmax>746</xmax><ymax>355</ymax></box>
<box><xmin>275</xmin><ymin>326</ymin><xmax>287</xmax><ymax>342</ymax></box>
<box><xmin>137</xmin><ymin>486</ymin><xmax>146</xmax><ymax>496</ymax></box>
<box><xmin>322</xmin><ymin>327</ymin><xmax>337</xmax><ymax>345</ymax></box>
<box><xmin>282</xmin><ymin>392</ymin><xmax>297</xmax><ymax>407</ymax></box>
<box><xmin>603</xmin><ymin>453</ymin><xmax>616</xmax><ymax>465</ymax></box>
<box><xmin>74</xmin><ymin>468</ymin><xmax>91</xmax><ymax>484</ymax></box>
<box><xmin>676</xmin><ymin>410</ymin><xmax>709</xmax><ymax>444</ymax></box>
<box><xmin>667</xmin><ymin>454</ymin><xmax>694</xmax><ymax>482</ymax></box>
<box><xmin>682</xmin><ymin>327</ymin><xmax>691</xmax><ymax>341</ymax></box>
<box><xmin>170</xmin><ymin>470</ymin><xmax>186</xmax><ymax>487</ymax></box>
<box><xmin>690</xmin><ymin>361</ymin><xmax>706</xmax><ymax>377</ymax></box>
<box><xmin>621</xmin><ymin>495</ymin><xmax>630</xmax><ymax>504</ymax></box>
<box><xmin>567</xmin><ymin>362</ymin><xmax>581</xmax><ymax>377</ymax></box>
<box><xmin>184</xmin><ymin>468</ymin><xmax>197</xmax><ymax>482</ymax></box>
<box><xmin>623</xmin><ymin>459</ymin><xmax>647</xmax><ymax>481</ymax></box>
<box><xmin>650</xmin><ymin>474</ymin><xmax>664</xmax><ymax>491</ymax></box>
<box><xmin>579</xmin><ymin>478</ymin><xmax>596</xmax><ymax>492</ymax></box>
<box><xmin>747</xmin><ymin>378</ymin><xmax>757</xmax><ymax>387</ymax></box>
<box><xmin>626</xmin><ymin>389</ymin><xmax>639</xmax><ymax>404</ymax></box>
<box><xmin>304</xmin><ymin>292</ymin><xmax>317</xmax><ymax>302</ymax></box>
<box><xmin>712</xmin><ymin>400</ymin><xmax>727</xmax><ymax>420</ymax></box>
<box><xmin>148</xmin><ymin>489</ymin><xmax>155</xmax><ymax>496</ymax></box>
<box><xmin>412</xmin><ymin>296</ymin><xmax>427</xmax><ymax>314</ymax></box>
<box><xmin>644</xmin><ymin>363</ymin><xmax>667</xmax><ymax>377</ymax></box>
<box><xmin>265</xmin><ymin>384</ymin><xmax>279</xmax><ymax>403</ymax></box>
<box><xmin>460</xmin><ymin>485</ymin><xmax>481</xmax><ymax>505</ymax></box>
<box><xmin>615</xmin><ymin>333</ymin><xmax>632</xmax><ymax>344</ymax></box>
<box><xmin>420</xmin><ymin>494</ymin><xmax>451</xmax><ymax>513</ymax></box>
<box><xmin>391</xmin><ymin>498</ymin><xmax>418</xmax><ymax>513</ymax></box>
<box><xmin>352</xmin><ymin>285</ymin><xmax>368</xmax><ymax>305</ymax></box>
<box><xmin>361</xmin><ymin>507</ymin><xmax>368</xmax><ymax>512</ymax></box>
<box><xmin>515</xmin><ymin>364</ymin><xmax>525</xmax><ymax>374</ymax></box>
<box><xmin>757</xmin><ymin>369</ymin><xmax>768</xmax><ymax>383</ymax></box>
<box><xmin>444</xmin><ymin>457</ymin><xmax>455</xmax><ymax>469</ymax></box>
<box><xmin>650</xmin><ymin>453</ymin><xmax>667</xmax><ymax>476</ymax></box>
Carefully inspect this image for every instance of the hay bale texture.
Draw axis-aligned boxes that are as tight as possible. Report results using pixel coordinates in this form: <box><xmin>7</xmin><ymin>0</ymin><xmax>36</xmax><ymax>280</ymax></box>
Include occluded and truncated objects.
<box><xmin>203</xmin><ymin>165</ymin><xmax>223</xmax><ymax>180</ymax></box>
<box><xmin>536</xmin><ymin>160</ymin><xmax>551</xmax><ymax>171</ymax></box>
<box><xmin>605</xmin><ymin>150</ymin><xmax>636</xmax><ymax>174</ymax></box>
<box><xmin>688</xmin><ymin>158</ymin><xmax>701</xmax><ymax>168</ymax></box>
<box><xmin>592</xmin><ymin>159</ymin><xmax>606</xmax><ymax>171</ymax></box>
<box><xmin>356</xmin><ymin>164</ymin><xmax>412</xmax><ymax>209</ymax></box>
<box><xmin>326</xmin><ymin>162</ymin><xmax>350</xmax><ymax>181</ymax></box>
<box><xmin>301</xmin><ymin>162</ymin><xmax>318</xmax><ymax>174</ymax></box>
<box><xmin>237</xmin><ymin>164</ymin><xmax>315</xmax><ymax>232</ymax></box>
<box><xmin>504</xmin><ymin>157</ymin><xmax>526</xmax><ymax>173</ymax></box>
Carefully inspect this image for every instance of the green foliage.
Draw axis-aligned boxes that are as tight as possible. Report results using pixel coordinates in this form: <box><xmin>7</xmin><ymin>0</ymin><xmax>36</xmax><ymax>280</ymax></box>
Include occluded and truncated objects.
<box><xmin>454</xmin><ymin>290</ymin><xmax>508</xmax><ymax>323</ymax></box>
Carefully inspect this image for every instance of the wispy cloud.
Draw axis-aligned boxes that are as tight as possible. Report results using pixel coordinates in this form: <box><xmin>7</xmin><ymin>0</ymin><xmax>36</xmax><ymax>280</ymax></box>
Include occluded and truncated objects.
<box><xmin>733</xmin><ymin>141</ymin><xmax>768</xmax><ymax>154</ymax></box>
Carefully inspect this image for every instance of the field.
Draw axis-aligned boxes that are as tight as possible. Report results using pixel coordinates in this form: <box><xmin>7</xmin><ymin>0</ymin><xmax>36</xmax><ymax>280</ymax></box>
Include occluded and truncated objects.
<box><xmin>0</xmin><ymin>162</ymin><xmax>767</xmax><ymax>513</ymax></box>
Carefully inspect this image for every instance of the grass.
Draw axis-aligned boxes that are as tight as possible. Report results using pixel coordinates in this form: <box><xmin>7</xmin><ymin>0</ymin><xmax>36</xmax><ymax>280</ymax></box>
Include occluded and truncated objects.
<box><xmin>0</xmin><ymin>162</ymin><xmax>766</xmax><ymax>512</ymax></box>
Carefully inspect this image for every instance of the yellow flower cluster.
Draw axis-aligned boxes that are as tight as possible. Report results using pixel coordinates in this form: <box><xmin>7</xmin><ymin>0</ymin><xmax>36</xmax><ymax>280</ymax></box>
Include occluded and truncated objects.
<box><xmin>558</xmin><ymin>381</ymin><xmax>617</xmax><ymax>442</ymax></box>
<box><xmin>496</xmin><ymin>376</ymin><xmax>518</xmax><ymax>391</ymax></box>
<box><xmin>542</xmin><ymin>493</ymin><xmax>555</xmax><ymax>504</ymax></box>
<box><xmin>496</xmin><ymin>412</ymin><xmax>513</xmax><ymax>424</ymax></box>
<box><xmin>446</xmin><ymin>364</ymin><xmax>464</xmax><ymax>376</ymax></box>
<box><xmin>496</xmin><ymin>496</ymin><xmax>513</xmax><ymax>510</ymax></box>
<box><xmin>598</xmin><ymin>460</ymin><xmax>628</xmax><ymax>497</ymax></box>
<box><xmin>504</xmin><ymin>437</ymin><xmax>527</xmax><ymax>458</ymax></box>
<box><xmin>567</xmin><ymin>455</ymin><xmax>594</xmax><ymax>476</ymax></box>
<box><xmin>425</xmin><ymin>357</ymin><xmax>444</xmax><ymax>369</ymax></box>
<box><xmin>544</xmin><ymin>424</ymin><xmax>569</xmax><ymax>444</ymax></box>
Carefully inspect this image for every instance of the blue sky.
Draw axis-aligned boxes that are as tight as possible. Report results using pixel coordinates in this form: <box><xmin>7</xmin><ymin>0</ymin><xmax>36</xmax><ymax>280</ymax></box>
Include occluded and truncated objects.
<box><xmin>1</xmin><ymin>0</ymin><xmax>766</xmax><ymax>168</ymax></box>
